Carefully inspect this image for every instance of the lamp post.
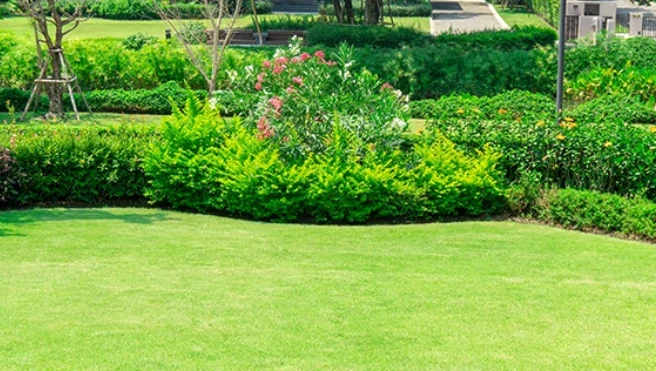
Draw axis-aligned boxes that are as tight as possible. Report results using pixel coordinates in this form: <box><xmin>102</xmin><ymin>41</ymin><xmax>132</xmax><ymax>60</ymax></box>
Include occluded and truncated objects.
<box><xmin>556</xmin><ymin>0</ymin><xmax>567</xmax><ymax>119</ymax></box>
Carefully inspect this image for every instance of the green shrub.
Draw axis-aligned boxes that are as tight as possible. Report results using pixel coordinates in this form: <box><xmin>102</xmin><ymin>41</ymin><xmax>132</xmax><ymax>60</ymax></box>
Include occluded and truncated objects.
<box><xmin>144</xmin><ymin>97</ymin><xmax>505</xmax><ymax>222</ymax></box>
<box><xmin>0</xmin><ymin>83</ymin><xmax>208</xmax><ymax>115</ymax></box>
<box><xmin>323</xmin><ymin>3</ymin><xmax>432</xmax><ymax>17</ymax></box>
<box><xmin>122</xmin><ymin>33</ymin><xmax>158</xmax><ymax>50</ymax></box>
<box><xmin>566</xmin><ymin>66</ymin><xmax>656</xmax><ymax>103</ymax></box>
<box><xmin>306</xmin><ymin>24</ymin><xmax>556</xmax><ymax>49</ymax></box>
<box><xmin>530</xmin><ymin>188</ymin><xmax>656</xmax><ymax>240</ymax></box>
<box><xmin>433</xmin><ymin>116</ymin><xmax>656</xmax><ymax>200</ymax></box>
<box><xmin>247</xmin><ymin>15</ymin><xmax>321</xmax><ymax>30</ymax></box>
<box><xmin>568</xmin><ymin>95</ymin><xmax>656</xmax><ymax>124</ymax></box>
<box><xmin>0</xmin><ymin>125</ymin><xmax>157</xmax><ymax>206</ymax></box>
<box><xmin>410</xmin><ymin>90</ymin><xmax>555</xmax><ymax>121</ymax></box>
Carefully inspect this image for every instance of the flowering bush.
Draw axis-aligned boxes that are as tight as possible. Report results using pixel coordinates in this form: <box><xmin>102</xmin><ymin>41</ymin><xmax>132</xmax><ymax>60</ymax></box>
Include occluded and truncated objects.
<box><xmin>144</xmin><ymin>97</ymin><xmax>506</xmax><ymax>222</ymax></box>
<box><xmin>0</xmin><ymin>144</ymin><xmax>21</xmax><ymax>203</ymax></box>
<box><xmin>214</xmin><ymin>38</ymin><xmax>410</xmax><ymax>160</ymax></box>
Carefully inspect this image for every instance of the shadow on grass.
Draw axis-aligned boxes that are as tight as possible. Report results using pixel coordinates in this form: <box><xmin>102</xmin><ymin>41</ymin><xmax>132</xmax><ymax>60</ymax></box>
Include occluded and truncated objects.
<box><xmin>0</xmin><ymin>208</ymin><xmax>173</xmax><ymax>237</ymax></box>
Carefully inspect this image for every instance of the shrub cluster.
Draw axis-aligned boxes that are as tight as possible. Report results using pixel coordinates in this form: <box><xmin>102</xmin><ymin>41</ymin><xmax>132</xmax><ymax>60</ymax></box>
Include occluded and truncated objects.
<box><xmin>0</xmin><ymin>125</ymin><xmax>156</xmax><ymax>206</ymax></box>
<box><xmin>511</xmin><ymin>187</ymin><xmax>656</xmax><ymax>240</ymax></box>
<box><xmin>410</xmin><ymin>90</ymin><xmax>555</xmax><ymax>120</ymax></box>
<box><xmin>53</xmin><ymin>0</ymin><xmax>272</xmax><ymax>20</ymax></box>
<box><xmin>0</xmin><ymin>82</ymin><xmax>208</xmax><ymax>115</ymax></box>
<box><xmin>144</xmin><ymin>99</ymin><xmax>506</xmax><ymax>222</ymax></box>
<box><xmin>323</xmin><ymin>3</ymin><xmax>432</xmax><ymax>17</ymax></box>
<box><xmin>433</xmin><ymin>117</ymin><xmax>656</xmax><ymax>200</ymax></box>
<box><xmin>306</xmin><ymin>24</ymin><xmax>555</xmax><ymax>49</ymax></box>
<box><xmin>566</xmin><ymin>66</ymin><xmax>656</xmax><ymax>103</ymax></box>
<box><xmin>568</xmin><ymin>95</ymin><xmax>656</xmax><ymax>124</ymax></box>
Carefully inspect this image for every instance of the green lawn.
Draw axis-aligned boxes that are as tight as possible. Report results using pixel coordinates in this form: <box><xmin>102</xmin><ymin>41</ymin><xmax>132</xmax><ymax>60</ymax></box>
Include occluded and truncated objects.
<box><xmin>1</xmin><ymin>208</ymin><xmax>656</xmax><ymax>369</ymax></box>
<box><xmin>494</xmin><ymin>6</ymin><xmax>553</xmax><ymax>29</ymax></box>
<box><xmin>0</xmin><ymin>16</ymin><xmax>430</xmax><ymax>39</ymax></box>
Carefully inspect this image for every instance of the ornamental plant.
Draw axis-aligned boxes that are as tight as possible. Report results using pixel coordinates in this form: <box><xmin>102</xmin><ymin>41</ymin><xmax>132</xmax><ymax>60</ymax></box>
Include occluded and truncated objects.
<box><xmin>213</xmin><ymin>38</ymin><xmax>410</xmax><ymax>160</ymax></box>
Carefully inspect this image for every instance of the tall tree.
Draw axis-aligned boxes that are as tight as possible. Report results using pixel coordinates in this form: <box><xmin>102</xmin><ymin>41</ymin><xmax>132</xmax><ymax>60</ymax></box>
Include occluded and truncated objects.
<box><xmin>16</xmin><ymin>0</ymin><xmax>87</xmax><ymax>118</ymax></box>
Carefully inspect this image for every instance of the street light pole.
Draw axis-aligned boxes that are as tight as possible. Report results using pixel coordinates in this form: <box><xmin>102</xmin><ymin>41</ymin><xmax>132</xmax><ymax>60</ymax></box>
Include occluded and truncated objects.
<box><xmin>556</xmin><ymin>0</ymin><xmax>567</xmax><ymax>119</ymax></box>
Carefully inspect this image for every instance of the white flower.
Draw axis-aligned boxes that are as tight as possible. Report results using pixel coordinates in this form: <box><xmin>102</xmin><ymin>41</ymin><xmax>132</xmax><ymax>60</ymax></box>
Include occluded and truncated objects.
<box><xmin>227</xmin><ymin>70</ymin><xmax>238</xmax><ymax>83</ymax></box>
<box><xmin>394</xmin><ymin>89</ymin><xmax>403</xmax><ymax>98</ymax></box>
<box><xmin>391</xmin><ymin>118</ymin><xmax>407</xmax><ymax>131</ymax></box>
<box><xmin>209</xmin><ymin>98</ymin><xmax>218</xmax><ymax>110</ymax></box>
<box><xmin>245</xmin><ymin>65</ymin><xmax>254</xmax><ymax>74</ymax></box>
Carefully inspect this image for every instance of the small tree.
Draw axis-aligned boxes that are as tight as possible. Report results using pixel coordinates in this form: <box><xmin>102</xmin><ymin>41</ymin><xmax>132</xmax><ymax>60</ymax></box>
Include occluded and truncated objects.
<box><xmin>155</xmin><ymin>0</ymin><xmax>246</xmax><ymax>93</ymax></box>
<box><xmin>16</xmin><ymin>0</ymin><xmax>87</xmax><ymax>118</ymax></box>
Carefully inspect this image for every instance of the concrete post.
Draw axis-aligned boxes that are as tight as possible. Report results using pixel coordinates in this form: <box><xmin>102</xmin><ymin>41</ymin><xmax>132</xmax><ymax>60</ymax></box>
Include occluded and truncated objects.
<box><xmin>629</xmin><ymin>12</ymin><xmax>643</xmax><ymax>36</ymax></box>
<box><xmin>607</xmin><ymin>19</ymin><xmax>615</xmax><ymax>37</ymax></box>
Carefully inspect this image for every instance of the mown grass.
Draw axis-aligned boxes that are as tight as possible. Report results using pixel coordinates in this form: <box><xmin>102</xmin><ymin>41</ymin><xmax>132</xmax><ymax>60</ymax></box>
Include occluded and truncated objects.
<box><xmin>0</xmin><ymin>16</ymin><xmax>430</xmax><ymax>39</ymax></box>
<box><xmin>494</xmin><ymin>6</ymin><xmax>553</xmax><ymax>29</ymax></box>
<box><xmin>1</xmin><ymin>208</ymin><xmax>656</xmax><ymax>369</ymax></box>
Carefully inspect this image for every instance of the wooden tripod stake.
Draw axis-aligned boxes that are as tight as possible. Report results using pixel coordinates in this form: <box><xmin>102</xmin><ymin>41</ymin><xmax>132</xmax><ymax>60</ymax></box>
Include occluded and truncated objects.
<box><xmin>21</xmin><ymin>48</ymin><xmax>91</xmax><ymax>121</ymax></box>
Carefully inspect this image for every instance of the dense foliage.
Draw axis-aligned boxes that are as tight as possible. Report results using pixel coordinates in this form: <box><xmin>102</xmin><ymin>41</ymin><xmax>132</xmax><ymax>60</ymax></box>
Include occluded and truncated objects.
<box><xmin>568</xmin><ymin>95</ymin><xmax>656</xmax><ymax>124</ymax></box>
<box><xmin>511</xmin><ymin>187</ymin><xmax>656</xmax><ymax>240</ymax></box>
<box><xmin>433</xmin><ymin>117</ymin><xmax>656</xmax><ymax>200</ymax></box>
<box><xmin>306</xmin><ymin>25</ymin><xmax>556</xmax><ymax>49</ymax></box>
<box><xmin>0</xmin><ymin>83</ymin><xmax>207</xmax><ymax>114</ymax></box>
<box><xmin>214</xmin><ymin>42</ymin><xmax>410</xmax><ymax>159</ymax></box>
<box><xmin>0</xmin><ymin>125</ymin><xmax>156</xmax><ymax>206</ymax></box>
<box><xmin>144</xmin><ymin>99</ymin><xmax>505</xmax><ymax>222</ymax></box>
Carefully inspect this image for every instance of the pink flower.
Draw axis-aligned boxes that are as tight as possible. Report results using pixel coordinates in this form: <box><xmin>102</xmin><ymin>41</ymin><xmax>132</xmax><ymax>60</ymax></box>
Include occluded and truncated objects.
<box><xmin>256</xmin><ymin>117</ymin><xmax>274</xmax><ymax>140</ymax></box>
<box><xmin>300</xmin><ymin>52</ymin><xmax>311</xmax><ymax>61</ymax></box>
<box><xmin>286</xmin><ymin>86</ymin><xmax>295</xmax><ymax>94</ymax></box>
<box><xmin>273</xmin><ymin>65</ymin><xmax>285</xmax><ymax>75</ymax></box>
<box><xmin>292</xmin><ymin>76</ymin><xmax>303</xmax><ymax>86</ymax></box>
<box><xmin>262</xmin><ymin>60</ymin><xmax>272</xmax><ymax>68</ymax></box>
<box><xmin>380</xmin><ymin>82</ymin><xmax>393</xmax><ymax>91</ymax></box>
<box><xmin>269</xmin><ymin>96</ymin><xmax>283</xmax><ymax>112</ymax></box>
<box><xmin>314</xmin><ymin>51</ymin><xmax>325</xmax><ymax>60</ymax></box>
<box><xmin>255</xmin><ymin>82</ymin><xmax>262</xmax><ymax>91</ymax></box>
<box><xmin>257</xmin><ymin>73</ymin><xmax>266</xmax><ymax>82</ymax></box>
<box><xmin>275</xmin><ymin>57</ymin><xmax>289</xmax><ymax>65</ymax></box>
<box><xmin>291</xmin><ymin>57</ymin><xmax>301</xmax><ymax>64</ymax></box>
<box><xmin>327</xmin><ymin>61</ymin><xmax>337</xmax><ymax>67</ymax></box>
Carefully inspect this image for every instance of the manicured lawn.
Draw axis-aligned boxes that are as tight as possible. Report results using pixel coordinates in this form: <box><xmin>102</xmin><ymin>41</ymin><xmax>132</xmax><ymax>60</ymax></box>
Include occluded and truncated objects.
<box><xmin>494</xmin><ymin>6</ymin><xmax>553</xmax><ymax>29</ymax></box>
<box><xmin>1</xmin><ymin>208</ymin><xmax>656</xmax><ymax>369</ymax></box>
<box><xmin>0</xmin><ymin>16</ymin><xmax>430</xmax><ymax>39</ymax></box>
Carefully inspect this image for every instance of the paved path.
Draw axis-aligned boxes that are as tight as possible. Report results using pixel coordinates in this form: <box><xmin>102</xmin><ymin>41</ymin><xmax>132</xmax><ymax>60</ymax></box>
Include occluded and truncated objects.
<box><xmin>430</xmin><ymin>0</ymin><xmax>508</xmax><ymax>35</ymax></box>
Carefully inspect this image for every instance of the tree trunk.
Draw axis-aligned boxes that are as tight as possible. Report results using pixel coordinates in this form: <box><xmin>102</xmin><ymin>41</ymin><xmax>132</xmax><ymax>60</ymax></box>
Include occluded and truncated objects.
<box><xmin>344</xmin><ymin>0</ymin><xmax>355</xmax><ymax>24</ymax></box>
<box><xmin>333</xmin><ymin>0</ymin><xmax>344</xmax><ymax>23</ymax></box>
<box><xmin>365</xmin><ymin>0</ymin><xmax>381</xmax><ymax>24</ymax></box>
<box><xmin>46</xmin><ymin>50</ymin><xmax>65</xmax><ymax>118</ymax></box>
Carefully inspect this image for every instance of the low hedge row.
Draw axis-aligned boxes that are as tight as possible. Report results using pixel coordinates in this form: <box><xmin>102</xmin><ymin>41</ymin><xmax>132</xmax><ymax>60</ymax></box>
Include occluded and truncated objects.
<box><xmin>512</xmin><ymin>187</ymin><xmax>656</xmax><ymax>240</ymax></box>
<box><xmin>306</xmin><ymin>24</ymin><xmax>556</xmax><ymax>49</ymax></box>
<box><xmin>568</xmin><ymin>95</ymin><xmax>656</xmax><ymax>124</ymax></box>
<box><xmin>53</xmin><ymin>0</ymin><xmax>272</xmax><ymax>19</ymax></box>
<box><xmin>0</xmin><ymin>83</ymin><xmax>207</xmax><ymax>115</ymax></box>
<box><xmin>323</xmin><ymin>3</ymin><xmax>432</xmax><ymax>17</ymax></box>
<box><xmin>0</xmin><ymin>125</ymin><xmax>156</xmax><ymax>206</ymax></box>
<box><xmin>433</xmin><ymin>116</ymin><xmax>656</xmax><ymax>201</ymax></box>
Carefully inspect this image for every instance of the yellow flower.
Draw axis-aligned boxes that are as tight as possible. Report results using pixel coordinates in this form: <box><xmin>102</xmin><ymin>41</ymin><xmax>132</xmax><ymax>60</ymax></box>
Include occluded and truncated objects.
<box><xmin>498</xmin><ymin>108</ymin><xmax>508</xmax><ymax>115</ymax></box>
<box><xmin>556</xmin><ymin>133</ymin><xmax>566</xmax><ymax>141</ymax></box>
<box><xmin>650</xmin><ymin>126</ymin><xmax>656</xmax><ymax>134</ymax></box>
<box><xmin>515</xmin><ymin>116</ymin><xmax>522</xmax><ymax>122</ymax></box>
<box><xmin>457</xmin><ymin>108</ymin><xmax>465</xmax><ymax>115</ymax></box>
<box><xmin>603</xmin><ymin>141</ymin><xmax>613</xmax><ymax>148</ymax></box>
<box><xmin>536</xmin><ymin>120</ymin><xmax>545</xmax><ymax>127</ymax></box>
<box><xmin>567</xmin><ymin>122</ymin><xmax>577</xmax><ymax>129</ymax></box>
<box><xmin>473</xmin><ymin>108</ymin><xmax>482</xmax><ymax>114</ymax></box>
<box><xmin>564</xmin><ymin>117</ymin><xmax>575</xmax><ymax>122</ymax></box>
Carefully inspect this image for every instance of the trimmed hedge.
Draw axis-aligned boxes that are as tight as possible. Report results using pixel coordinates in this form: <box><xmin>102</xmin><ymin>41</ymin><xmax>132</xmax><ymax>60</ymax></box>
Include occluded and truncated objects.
<box><xmin>433</xmin><ymin>116</ymin><xmax>656</xmax><ymax>201</ymax></box>
<box><xmin>410</xmin><ymin>90</ymin><xmax>555</xmax><ymax>120</ymax></box>
<box><xmin>323</xmin><ymin>3</ymin><xmax>432</xmax><ymax>17</ymax></box>
<box><xmin>529</xmin><ymin>188</ymin><xmax>656</xmax><ymax>240</ymax></box>
<box><xmin>0</xmin><ymin>83</ymin><xmax>207</xmax><ymax>115</ymax></box>
<box><xmin>306</xmin><ymin>24</ymin><xmax>556</xmax><ymax>49</ymax></box>
<box><xmin>0</xmin><ymin>125</ymin><xmax>156</xmax><ymax>206</ymax></box>
<box><xmin>568</xmin><ymin>95</ymin><xmax>656</xmax><ymax>124</ymax></box>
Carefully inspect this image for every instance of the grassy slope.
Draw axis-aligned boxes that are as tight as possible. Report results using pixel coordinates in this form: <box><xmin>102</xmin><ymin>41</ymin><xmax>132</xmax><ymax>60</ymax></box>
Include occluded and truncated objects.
<box><xmin>0</xmin><ymin>16</ymin><xmax>430</xmax><ymax>39</ymax></box>
<box><xmin>494</xmin><ymin>6</ymin><xmax>553</xmax><ymax>29</ymax></box>
<box><xmin>1</xmin><ymin>208</ymin><xmax>656</xmax><ymax>369</ymax></box>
